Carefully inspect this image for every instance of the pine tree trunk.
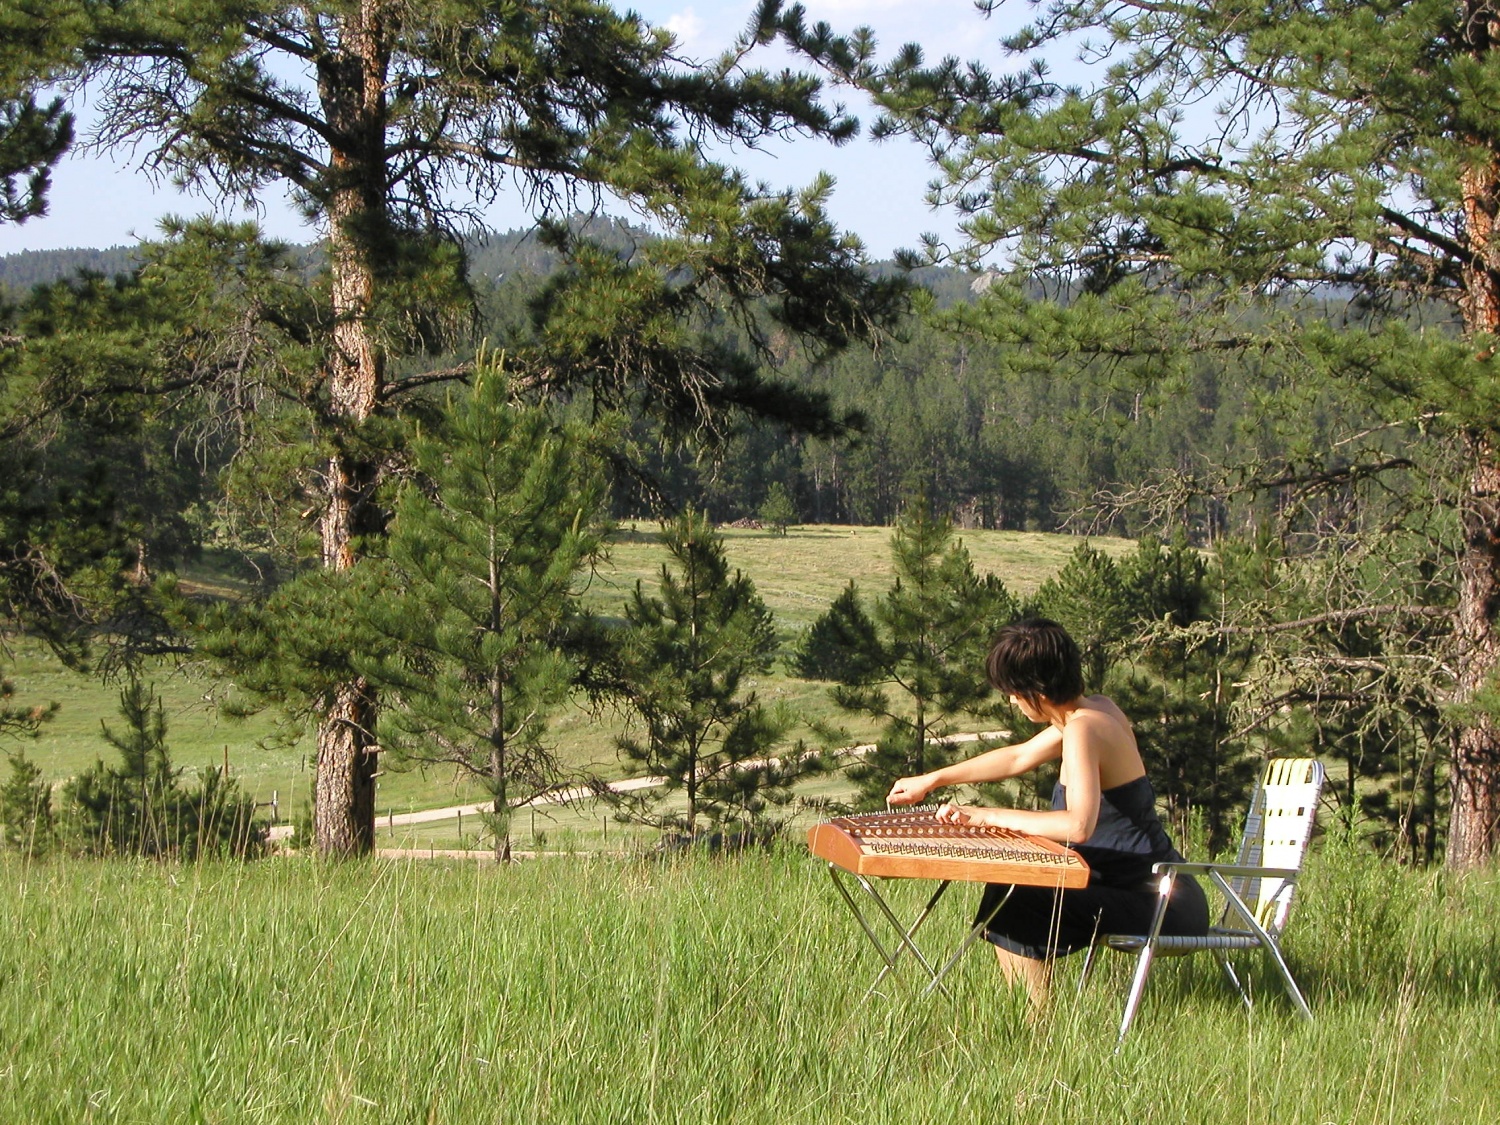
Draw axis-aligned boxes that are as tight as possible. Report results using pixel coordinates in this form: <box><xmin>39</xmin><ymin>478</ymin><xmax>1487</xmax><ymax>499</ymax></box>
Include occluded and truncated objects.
<box><xmin>687</xmin><ymin>557</ymin><xmax>700</xmax><ymax>839</ymax></box>
<box><xmin>684</xmin><ymin>732</ymin><xmax>699</xmax><ymax>839</ymax></box>
<box><xmin>1449</xmin><ymin>88</ymin><xmax>1500</xmax><ymax>866</ymax></box>
<box><xmin>490</xmin><ymin>742</ymin><xmax>510</xmax><ymax>864</ymax></box>
<box><xmin>315</xmin><ymin>679</ymin><xmax>378</xmax><ymax>856</ymax></box>
<box><xmin>1449</xmin><ymin>434</ymin><xmax>1500</xmax><ymax>868</ymax></box>
<box><xmin>914</xmin><ymin>696</ymin><xmax>927</xmax><ymax>777</ymax></box>
<box><xmin>491</xmin><ymin>654</ymin><xmax>511</xmax><ymax>863</ymax></box>
<box><xmin>312</xmin><ymin>1</ymin><xmax>389</xmax><ymax>858</ymax></box>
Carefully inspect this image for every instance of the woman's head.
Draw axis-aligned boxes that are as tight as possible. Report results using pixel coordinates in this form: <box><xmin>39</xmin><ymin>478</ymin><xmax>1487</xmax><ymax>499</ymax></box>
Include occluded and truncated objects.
<box><xmin>986</xmin><ymin>618</ymin><xmax>1084</xmax><ymax>707</ymax></box>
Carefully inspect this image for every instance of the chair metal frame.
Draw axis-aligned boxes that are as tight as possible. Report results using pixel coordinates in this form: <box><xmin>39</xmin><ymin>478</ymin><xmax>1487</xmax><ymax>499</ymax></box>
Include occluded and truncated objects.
<box><xmin>1079</xmin><ymin>757</ymin><xmax>1326</xmax><ymax>1044</ymax></box>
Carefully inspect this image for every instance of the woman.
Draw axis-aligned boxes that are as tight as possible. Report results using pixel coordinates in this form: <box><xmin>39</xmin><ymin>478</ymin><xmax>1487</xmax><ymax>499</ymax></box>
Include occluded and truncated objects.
<box><xmin>886</xmin><ymin>618</ymin><xmax>1209</xmax><ymax>1008</ymax></box>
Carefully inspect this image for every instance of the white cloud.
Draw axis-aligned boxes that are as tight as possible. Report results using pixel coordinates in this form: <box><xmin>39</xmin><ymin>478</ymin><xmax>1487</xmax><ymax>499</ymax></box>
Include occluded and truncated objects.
<box><xmin>663</xmin><ymin>7</ymin><xmax>710</xmax><ymax>55</ymax></box>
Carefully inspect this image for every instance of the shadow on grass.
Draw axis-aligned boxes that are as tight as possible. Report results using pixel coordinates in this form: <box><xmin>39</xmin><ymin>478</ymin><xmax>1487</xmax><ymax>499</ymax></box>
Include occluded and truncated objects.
<box><xmin>606</xmin><ymin>527</ymin><xmax>663</xmax><ymax>545</ymax></box>
<box><xmin>1048</xmin><ymin>886</ymin><xmax>1500</xmax><ymax>1027</ymax></box>
<box><xmin>1118</xmin><ymin>923</ymin><xmax>1500</xmax><ymax>1015</ymax></box>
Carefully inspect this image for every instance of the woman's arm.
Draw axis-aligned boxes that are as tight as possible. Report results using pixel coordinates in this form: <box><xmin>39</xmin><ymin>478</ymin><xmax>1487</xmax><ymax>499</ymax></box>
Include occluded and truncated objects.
<box><xmin>886</xmin><ymin>724</ymin><xmax>1064</xmax><ymax>806</ymax></box>
<box><xmin>934</xmin><ymin>721</ymin><xmax>1101</xmax><ymax>844</ymax></box>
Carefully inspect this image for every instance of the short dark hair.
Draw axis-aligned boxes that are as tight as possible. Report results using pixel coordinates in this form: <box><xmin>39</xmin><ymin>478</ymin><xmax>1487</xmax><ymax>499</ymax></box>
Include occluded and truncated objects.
<box><xmin>986</xmin><ymin>618</ymin><xmax>1084</xmax><ymax>705</ymax></box>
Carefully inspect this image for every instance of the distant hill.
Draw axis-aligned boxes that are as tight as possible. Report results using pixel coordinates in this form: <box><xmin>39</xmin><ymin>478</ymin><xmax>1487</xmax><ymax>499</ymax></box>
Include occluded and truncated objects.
<box><xmin>0</xmin><ymin>217</ymin><xmax>980</xmax><ymax>304</ymax></box>
<box><xmin>0</xmin><ymin>245</ymin><xmax>145</xmax><ymax>290</ymax></box>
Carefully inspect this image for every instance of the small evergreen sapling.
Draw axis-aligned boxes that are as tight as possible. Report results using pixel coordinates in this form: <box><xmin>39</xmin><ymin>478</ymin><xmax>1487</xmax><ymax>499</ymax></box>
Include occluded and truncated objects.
<box><xmin>64</xmin><ymin>674</ymin><xmax>175</xmax><ymax>856</ymax></box>
<box><xmin>1028</xmin><ymin>542</ymin><xmax>1133</xmax><ymax>691</ymax></box>
<box><xmin>791</xmin><ymin>580</ymin><xmax>881</xmax><ymax>684</ymax></box>
<box><xmin>611</xmin><ymin>511</ymin><xmax>808</xmax><ymax>840</ymax></box>
<box><xmin>363</xmin><ymin>374</ymin><xmax>606</xmax><ymax>861</ymax></box>
<box><xmin>62</xmin><ymin>675</ymin><xmax>263</xmax><ymax>859</ymax></box>
<box><xmin>758</xmin><ymin>483</ymin><xmax>798</xmax><ymax>536</ymax></box>
<box><xmin>1</xmin><ymin>749</ymin><xmax>54</xmax><ymax>856</ymax></box>
<box><xmin>817</xmin><ymin>503</ymin><xmax>1017</xmax><ymax>806</ymax></box>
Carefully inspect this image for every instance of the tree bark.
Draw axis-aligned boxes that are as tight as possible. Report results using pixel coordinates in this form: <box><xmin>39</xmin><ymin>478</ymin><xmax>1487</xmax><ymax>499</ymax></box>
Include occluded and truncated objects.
<box><xmin>312</xmin><ymin>1</ymin><xmax>389</xmax><ymax>858</ymax></box>
<box><xmin>1449</xmin><ymin>5</ymin><xmax>1500</xmax><ymax>863</ymax></box>
<box><xmin>490</xmin><ymin>740</ymin><xmax>511</xmax><ymax>863</ymax></box>
<box><xmin>1449</xmin><ymin>433</ymin><xmax>1500</xmax><ymax>868</ymax></box>
<box><xmin>314</xmin><ymin>679</ymin><xmax>378</xmax><ymax>856</ymax></box>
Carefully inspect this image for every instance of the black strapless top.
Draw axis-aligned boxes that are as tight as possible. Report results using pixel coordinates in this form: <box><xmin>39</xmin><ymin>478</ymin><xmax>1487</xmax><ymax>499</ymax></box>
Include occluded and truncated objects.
<box><xmin>1052</xmin><ymin>775</ymin><xmax>1183</xmax><ymax>888</ymax></box>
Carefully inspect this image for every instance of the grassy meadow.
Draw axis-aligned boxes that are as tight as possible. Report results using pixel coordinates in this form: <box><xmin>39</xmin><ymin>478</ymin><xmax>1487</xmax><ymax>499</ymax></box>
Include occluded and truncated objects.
<box><xmin>1</xmin><ymin>840</ymin><xmax>1495</xmax><ymax>1124</ymax></box>
<box><xmin>7</xmin><ymin>525</ymin><xmax>1130</xmax><ymax>827</ymax></box>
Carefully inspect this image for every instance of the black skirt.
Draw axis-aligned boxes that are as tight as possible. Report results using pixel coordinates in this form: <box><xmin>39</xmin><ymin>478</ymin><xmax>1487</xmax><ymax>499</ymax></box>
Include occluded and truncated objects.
<box><xmin>975</xmin><ymin>869</ymin><xmax>1209</xmax><ymax>959</ymax></box>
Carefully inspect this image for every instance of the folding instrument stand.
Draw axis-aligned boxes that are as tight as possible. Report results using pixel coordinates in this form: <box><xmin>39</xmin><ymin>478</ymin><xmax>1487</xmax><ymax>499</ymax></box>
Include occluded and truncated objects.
<box><xmin>824</xmin><ymin>863</ymin><xmax>1013</xmax><ymax>999</ymax></box>
<box><xmin>808</xmin><ymin>810</ymin><xmax>1088</xmax><ymax>999</ymax></box>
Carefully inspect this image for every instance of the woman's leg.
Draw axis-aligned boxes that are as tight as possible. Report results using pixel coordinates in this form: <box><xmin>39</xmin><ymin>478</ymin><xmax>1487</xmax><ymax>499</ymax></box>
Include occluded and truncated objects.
<box><xmin>994</xmin><ymin>944</ymin><xmax>1052</xmax><ymax>1011</ymax></box>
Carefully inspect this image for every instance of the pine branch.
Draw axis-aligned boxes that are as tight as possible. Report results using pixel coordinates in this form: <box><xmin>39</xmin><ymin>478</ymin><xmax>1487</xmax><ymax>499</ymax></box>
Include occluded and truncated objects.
<box><xmin>1211</xmin><ymin>606</ymin><xmax>1450</xmax><ymax>636</ymax></box>
<box><xmin>381</xmin><ymin>363</ymin><xmax>476</xmax><ymax>400</ymax></box>
<box><xmin>1379</xmin><ymin>207</ymin><xmax>1470</xmax><ymax>266</ymax></box>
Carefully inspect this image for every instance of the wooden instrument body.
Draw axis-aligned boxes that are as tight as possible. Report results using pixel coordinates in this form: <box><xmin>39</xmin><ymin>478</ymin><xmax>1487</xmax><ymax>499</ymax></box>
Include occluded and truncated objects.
<box><xmin>808</xmin><ymin>810</ymin><xmax>1090</xmax><ymax>889</ymax></box>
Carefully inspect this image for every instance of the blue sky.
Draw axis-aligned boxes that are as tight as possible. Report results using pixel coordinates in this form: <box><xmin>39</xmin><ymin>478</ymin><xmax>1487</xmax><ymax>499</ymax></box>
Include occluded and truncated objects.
<box><xmin>0</xmin><ymin>1</ymin><xmax>1013</xmax><ymax>261</ymax></box>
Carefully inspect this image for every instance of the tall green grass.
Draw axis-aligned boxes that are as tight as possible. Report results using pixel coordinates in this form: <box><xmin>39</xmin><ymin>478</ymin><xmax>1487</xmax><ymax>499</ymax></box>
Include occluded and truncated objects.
<box><xmin>1</xmin><ymin>843</ymin><xmax>1494</xmax><ymax>1123</ymax></box>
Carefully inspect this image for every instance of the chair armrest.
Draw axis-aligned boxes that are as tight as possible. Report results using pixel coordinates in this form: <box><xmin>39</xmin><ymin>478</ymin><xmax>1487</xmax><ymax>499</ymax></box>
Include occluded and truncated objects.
<box><xmin>1150</xmin><ymin>861</ymin><xmax>1300</xmax><ymax>881</ymax></box>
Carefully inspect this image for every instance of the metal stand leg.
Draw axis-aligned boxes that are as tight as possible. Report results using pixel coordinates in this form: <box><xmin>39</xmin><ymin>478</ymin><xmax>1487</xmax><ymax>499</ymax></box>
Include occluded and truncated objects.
<box><xmin>826</xmin><ymin>863</ymin><xmax>1017</xmax><ymax>1001</ymax></box>
<box><xmin>919</xmin><ymin>884</ymin><xmax>1013</xmax><ymax>998</ymax></box>
<box><xmin>1116</xmin><ymin>872</ymin><xmax>1175</xmax><ymax>1048</ymax></box>
<box><xmin>1117</xmin><ymin>942</ymin><xmax>1158</xmax><ymax>1043</ymax></box>
<box><xmin>827</xmin><ymin>863</ymin><xmax>954</xmax><ymax>998</ymax></box>
<box><xmin>1216</xmin><ymin>951</ymin><xmax>1252</xmax><ymax>1010</ymax></box>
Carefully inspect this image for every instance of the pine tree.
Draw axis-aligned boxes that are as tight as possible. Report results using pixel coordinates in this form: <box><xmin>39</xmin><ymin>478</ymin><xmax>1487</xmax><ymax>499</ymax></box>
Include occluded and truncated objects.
<box><xmin>835</xmin><ymin>503</ymin><xmax>1019</xmax><ymax>806</ymax></box>
<box><xmin>62</xmin><ymin>675</ymin><xmax>263</xmax><ymax>858</ymax></box>
<box><xmin>791</xmin><ymin>580</ymin><xmax>882</xmax><ymax>683</ymax></box>
<box><xmin>0</xmin><ymin>218</ymin><xmax>321</xmax><ymax>735</ymax></box>
<box><xmin>0</xmin><ymin>748</ymin><xmax>53</xmax><ymax>856</ymax></box>
<box><xmin>1026</xmin><ymin>542</ymin><xmax>1138</xmax><ymax>692</ymax></box>
<box><xmin>64</xmin><ymin>675</ymin><xmax>173</xmax><ymax>856</ymax></box>
<box><xmin>363</xmin><ymin>371</ymin><xmax>606</xmax><ymax>861</ymax></box>
<box><xmin>1112</xmin><ymin>537</ymin><xmax>1258</xmax><ymax>850</ymax></box>
<box><xmin>758</xmin><ymin>482</ymin><xmax>798</xmax><ymax>536</ymax></box>
<box><xmin>612</xmin><ymin>510</ymin><xmax>803</xmax><ymax>838</ymax></box>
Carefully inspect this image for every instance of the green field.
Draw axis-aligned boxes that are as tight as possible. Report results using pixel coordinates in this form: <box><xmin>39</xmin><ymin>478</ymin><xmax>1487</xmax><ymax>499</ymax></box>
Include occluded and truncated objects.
<box><xmin>0</xmin><ymin>842</ymin><xmax>1494</xmax><ymax>1123</ymax></box>
<box><xmin>6</xmin><ymin>526</ymin><xmax>1130</xmax><ymax>824</ymax></box>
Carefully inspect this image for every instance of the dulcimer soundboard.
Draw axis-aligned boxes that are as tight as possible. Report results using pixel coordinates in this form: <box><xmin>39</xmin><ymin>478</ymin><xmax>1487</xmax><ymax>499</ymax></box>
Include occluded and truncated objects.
<box><xmin>808</xmin><ymin>808</ymin><xmax>1090</xmax><ymax>889</ymax></box>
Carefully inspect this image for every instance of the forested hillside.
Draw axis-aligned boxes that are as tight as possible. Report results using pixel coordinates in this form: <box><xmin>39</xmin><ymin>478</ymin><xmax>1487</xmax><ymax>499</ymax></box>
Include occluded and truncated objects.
<box><xmin>8</xmin><ymin>222</ymin><xmax>1364</xmax><ymax>544</ymax></box>
<box><xmin>0</xmin><ymin>244</ymin><xmax>142</xmax><ymax>290</ymax></box>
<box><xmin>465</xmin><ymin>238</ymin><xmax>1388</xmax><ymax>538</ymax></box>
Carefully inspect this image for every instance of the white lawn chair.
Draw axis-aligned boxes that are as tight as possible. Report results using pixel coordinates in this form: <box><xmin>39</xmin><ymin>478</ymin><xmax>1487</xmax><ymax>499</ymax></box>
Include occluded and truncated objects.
<box><xmin>1080</xmin><ymin>757</ymin><xmax>1326</xmax><ymax>1045</ymax></box>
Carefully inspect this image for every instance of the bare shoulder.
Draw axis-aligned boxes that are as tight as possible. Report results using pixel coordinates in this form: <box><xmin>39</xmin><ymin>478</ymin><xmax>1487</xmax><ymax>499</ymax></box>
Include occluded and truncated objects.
<box><xmin>1078</xmin><ymin>695</ymin><xmax>1132</xmax><ymax>730</ymax></box>
<box><xmin>1066</xmin><ymin>695</ymin><xmax>1143</xmax><ymax>780</ymax></box>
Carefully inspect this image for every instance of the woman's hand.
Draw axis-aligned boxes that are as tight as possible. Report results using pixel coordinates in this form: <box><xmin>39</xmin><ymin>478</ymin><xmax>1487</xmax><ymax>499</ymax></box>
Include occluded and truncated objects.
<box><xmin>886</xmin><ymin>774</ymin><xmax>936</xmax><ymax>806</ymax></box>
<box><xmin>934</xmin><ymin>803</ymin><xmax>996</xmax><ymax>828</ymax></box>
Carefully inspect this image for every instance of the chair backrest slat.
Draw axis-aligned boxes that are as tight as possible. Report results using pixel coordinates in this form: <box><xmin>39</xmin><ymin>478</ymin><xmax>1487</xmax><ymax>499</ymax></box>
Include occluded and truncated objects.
<box><xmin>1226</xmin><ymin>759</ymin><xmax>1324</xmax><ymax>933</ymax></box>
